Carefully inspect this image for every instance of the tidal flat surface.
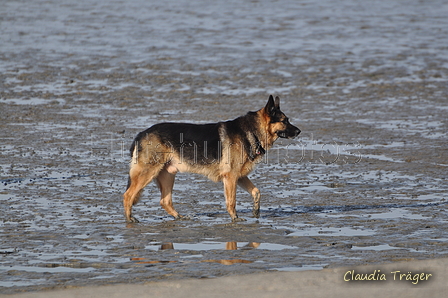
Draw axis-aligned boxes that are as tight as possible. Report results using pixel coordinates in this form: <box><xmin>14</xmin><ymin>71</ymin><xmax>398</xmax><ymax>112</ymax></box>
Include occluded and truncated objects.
<box><xmin>1</xmin><ymin>0</ymin><xmax>447</xmax><ymax>294</ymax></box>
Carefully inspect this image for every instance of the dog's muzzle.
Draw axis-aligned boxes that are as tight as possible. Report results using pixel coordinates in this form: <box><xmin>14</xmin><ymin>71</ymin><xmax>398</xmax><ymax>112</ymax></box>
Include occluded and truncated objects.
<box><xmin>278</xmin><ymin>126</ymin><xmax>301</xmax><ymax>139</ymax></box>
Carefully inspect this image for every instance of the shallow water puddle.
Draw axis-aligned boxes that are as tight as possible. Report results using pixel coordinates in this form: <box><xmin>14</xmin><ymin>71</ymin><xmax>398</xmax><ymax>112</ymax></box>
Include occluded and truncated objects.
<box><xmin>288</xmin><ymin>227</ymin><xmax>375</xmax><ymax>237</ymax></box>
<box><xmin>367</xmin><ymin>209</ymin><xmax>428</xmax><ymax>220</ymax></box>
<box><xmin>131</xmin><ymin>257</ymin><xmax>253</xmax><ymax>266</ymax></box>
<box><xmin>145</xmin><ymin>241</ymin><xmax>296</xmax><ymax>251</ymax></box>
<box><xmin>130</xmin><ymin>258</ymin><xmax>177</xmax><ymax>265</ymax></box>
<box><xmin>351</xmin><ymin>244</ymin><xmax>396</xmax><ymax>251</ymax></box>
<box><xmin>0</xmin><ymin>264</ymin><xmax>95</xmax><ymax>274</ymax></box>
<box><xmin>202</xmin><ymin>259</ymin><xmax>253</xmax><ymax>265</ymax></box>
<box><xmin>129</xmin><ymin>241</ymin><xmax>294</xmax><ymax>267</ymax></box>
<box><xmin>319</xmin><ymin>207</ymin><xmax>429</xmax><ymax>220</ymax></box>
<box><xmin>273</xmin><ymin>264</ymin><xmax>328</xmax><ymax>272</ymax></box>
<box><xmin>352</xmin><ymin>244</ymin><xmax>420</xmax><ymax>252</ymax></box>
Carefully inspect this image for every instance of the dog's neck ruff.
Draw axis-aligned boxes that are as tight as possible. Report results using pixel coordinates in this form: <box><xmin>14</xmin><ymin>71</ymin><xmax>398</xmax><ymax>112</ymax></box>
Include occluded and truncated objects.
<box><xmin>253</xmin><ymin>134</ymin><xmax>266</xmax><ymax>156</ymax></box>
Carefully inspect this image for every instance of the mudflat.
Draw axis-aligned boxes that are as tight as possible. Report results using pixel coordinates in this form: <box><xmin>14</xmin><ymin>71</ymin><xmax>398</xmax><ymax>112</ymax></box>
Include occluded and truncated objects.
<box><xmin>1</xmin><ymin>0</ymin><xmax>447</xmax><ymax>295</ymax></box>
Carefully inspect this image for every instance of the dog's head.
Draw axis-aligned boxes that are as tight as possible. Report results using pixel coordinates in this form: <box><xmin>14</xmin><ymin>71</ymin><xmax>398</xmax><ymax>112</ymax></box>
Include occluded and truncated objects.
<box><xmin>264</xmin><ymin>95</ymin><xmax>301</xmax><ymax>139</ymax></box>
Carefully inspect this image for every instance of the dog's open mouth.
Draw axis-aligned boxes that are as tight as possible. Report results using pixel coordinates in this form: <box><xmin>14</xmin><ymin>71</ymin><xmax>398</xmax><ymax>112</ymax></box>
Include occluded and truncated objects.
<box><xmin>278</xmin><ymin>132</ymin><xmax>287</xmax><ymax>138</ymax></box>
<box><xmin>278</xmin><ymin>129</ymin><xmax>300</xmax><ymax>139</ymax></box>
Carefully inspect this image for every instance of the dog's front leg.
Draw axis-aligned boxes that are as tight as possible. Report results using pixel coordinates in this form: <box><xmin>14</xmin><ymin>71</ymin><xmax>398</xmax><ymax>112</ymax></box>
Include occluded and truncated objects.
<box><xmin>223</xmin><ymin>174</ymin><xmax>246</xmax><ymax>222</ymax></box>
<box><xmin>237</xmin><ymin>176</ymin><xmax>261</xmax><ymax>218</ymax></box>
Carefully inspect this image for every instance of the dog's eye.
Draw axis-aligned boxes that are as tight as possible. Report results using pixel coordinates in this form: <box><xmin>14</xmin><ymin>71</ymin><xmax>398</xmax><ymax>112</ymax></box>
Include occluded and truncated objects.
<box><xmin>282</xmin><ymin>118</ymin><xmax>289</xmax><ymax>124</ymax></box>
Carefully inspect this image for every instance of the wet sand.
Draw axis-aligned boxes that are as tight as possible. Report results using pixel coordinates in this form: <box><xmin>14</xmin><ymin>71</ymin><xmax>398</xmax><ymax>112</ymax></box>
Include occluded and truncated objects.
<box><xmin>1</xmin><ymin>0</ymin><xmax>447</xmax><ymax>295</ymax></box>
<box><xmin>5</xmin><ymin>258</ymin><xmax>448</xmax><ymax>298</ymax></box>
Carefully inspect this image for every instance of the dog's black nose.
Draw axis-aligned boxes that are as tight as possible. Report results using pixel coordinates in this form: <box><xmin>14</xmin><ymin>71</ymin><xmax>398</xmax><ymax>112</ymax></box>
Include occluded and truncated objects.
<box><xmin>295</xmin><ymin>128</ymin><xmax>301</xmax><ymax>137</ymax></box>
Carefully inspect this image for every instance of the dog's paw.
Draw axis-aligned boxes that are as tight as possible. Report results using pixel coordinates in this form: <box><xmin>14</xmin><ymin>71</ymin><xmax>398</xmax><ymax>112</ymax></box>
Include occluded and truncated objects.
<box><xmin>176</xmin><ymin>214</ymin><xmax>198</xmax><ymax>221</ymax></box>
<box><xmin>232</xmin><ymin>217</ymin><xmax>247</xmax><ymax>223</ymax></box>
<box><xmin>127</xmin><ymin>216</ymin><xmax>140</xmax><ymax>223</ymax></box>
<box><xmin>252</xmin><ymin>208</ymin><xmax>260</xmax><ymax>218</ymax></box>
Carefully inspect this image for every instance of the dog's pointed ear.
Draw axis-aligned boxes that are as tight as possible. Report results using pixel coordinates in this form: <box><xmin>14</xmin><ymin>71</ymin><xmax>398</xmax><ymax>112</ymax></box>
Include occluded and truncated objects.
<box><xmin>265</xmin><ymin>95</ymin><xmax>276</xmax><ymax>115</ymax></box>
<box><xmin>274</xmin><ymin>96</ymin><xmax>280</xmax><ymax>109</ymax></box>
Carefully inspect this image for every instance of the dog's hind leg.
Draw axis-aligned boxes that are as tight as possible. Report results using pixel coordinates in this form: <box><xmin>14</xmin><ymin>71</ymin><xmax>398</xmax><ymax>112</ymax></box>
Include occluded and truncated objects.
<box><xmin>155</xmin><ymin>168</ymin><xmax>180</xmax><ymax>219</ymax></box>
<box><xmin>238</xmin><ymin>176</ymin><xmax>261</xmax><ymax>218</ymax></box>
<box><xmin>123</xmin><ymin>164</ymin><xmax>164</xmax><ymax>223</ymax></box>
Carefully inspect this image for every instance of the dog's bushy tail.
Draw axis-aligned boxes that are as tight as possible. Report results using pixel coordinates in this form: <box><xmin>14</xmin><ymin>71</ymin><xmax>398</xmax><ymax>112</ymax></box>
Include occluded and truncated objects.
<box><xmin>126</xmin><ymin>176</ymin><xmax>131</xmax><ymax>191</ymax></box>
<box><xmin>129</xmin><ymin>139</ymin><xmax>137</xmax><ymax>158</ymax></box>
<box><xmin>127</xmin><ymin>136</ymin><xmax>139</xmax><ymax>191</ymax></box>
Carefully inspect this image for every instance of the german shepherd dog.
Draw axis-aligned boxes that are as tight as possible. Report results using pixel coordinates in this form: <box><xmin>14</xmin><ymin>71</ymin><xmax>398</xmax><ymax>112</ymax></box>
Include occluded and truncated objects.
<box><xmin>123</xmin><ymin>95</ymin><xmax>300</xmax><ymax>223</ymax></box>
